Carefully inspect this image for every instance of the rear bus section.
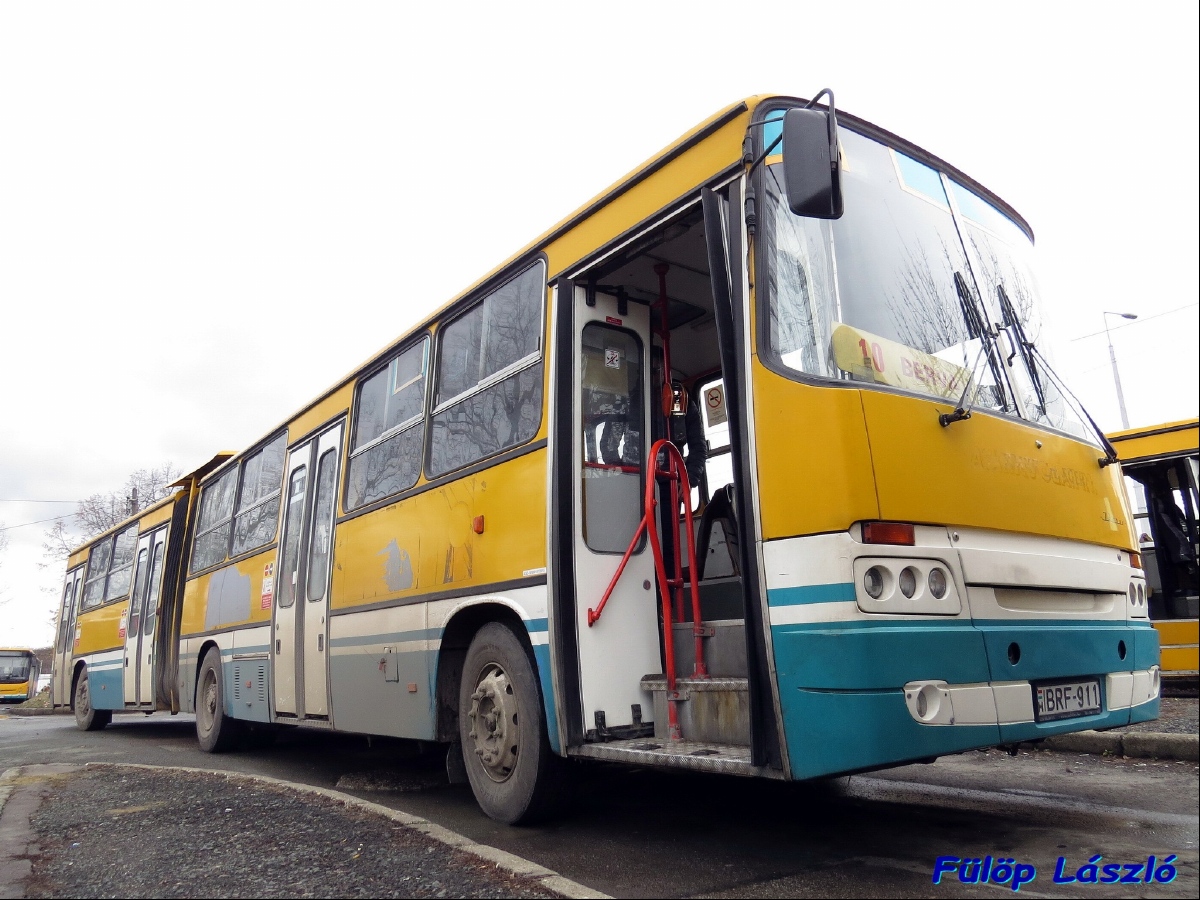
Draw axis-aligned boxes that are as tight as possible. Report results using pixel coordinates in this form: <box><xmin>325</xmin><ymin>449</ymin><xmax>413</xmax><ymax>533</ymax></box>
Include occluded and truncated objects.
<box><xmin>51</xmin><ymin>459</ymin><xmax>216</xmax><ymax>729</ymax></box>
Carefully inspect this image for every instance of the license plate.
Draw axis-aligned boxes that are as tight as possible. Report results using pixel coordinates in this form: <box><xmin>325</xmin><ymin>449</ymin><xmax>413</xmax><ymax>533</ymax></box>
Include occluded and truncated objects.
<box><xmin>1033</xmin><ymin>678</ymin><xmax>1103</xmax><ymax>722</ymax></box>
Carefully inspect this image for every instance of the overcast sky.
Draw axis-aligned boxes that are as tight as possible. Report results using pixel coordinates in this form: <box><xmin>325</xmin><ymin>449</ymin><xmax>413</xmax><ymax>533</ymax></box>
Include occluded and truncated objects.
<box><xmin>2</xmin><ymin>1</ymin><xmax>1197</xmax><ymax>647</ymax></box>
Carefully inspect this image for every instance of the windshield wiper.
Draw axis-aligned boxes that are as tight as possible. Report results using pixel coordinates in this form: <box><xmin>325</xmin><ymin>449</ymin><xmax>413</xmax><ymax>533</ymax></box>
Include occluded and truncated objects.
<box><xmin>996</xmin><ymin>284</ymin><xmax>1048</xmax><ymax>413</ymax></box>
<box><xmin>1024</xmin><ymin>343</ymin><xmax>1121</xmax><ymax>467</ymax></box>
<box><xmin>940</xmin><ymin>272</ymin><xmax>1008</xmax><ymax>427</ymax></box>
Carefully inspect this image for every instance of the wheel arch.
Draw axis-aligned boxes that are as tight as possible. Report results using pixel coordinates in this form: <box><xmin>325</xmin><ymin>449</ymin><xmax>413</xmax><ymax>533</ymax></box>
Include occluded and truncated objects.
<box><xmin>69</xmin><ymin>659</ymin><xmax>87</xmax><ymax>709</ymax></box>
<box><xmin>193</xmin><ymin>639</ymin><xmax>223</xmax><ymax>709</ymax></box>
<box><xmin>433</xmin><ymin>601</ymin><xmax>534</xmax><ymax>743</ymax></box>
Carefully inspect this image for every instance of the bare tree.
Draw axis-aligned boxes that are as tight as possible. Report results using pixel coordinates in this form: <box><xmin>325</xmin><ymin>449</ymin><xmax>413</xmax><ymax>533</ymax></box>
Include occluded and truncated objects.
<box><xmin>40</xmin><ymin>463</ymin><xmax>183</xmax><ymax>568</ymax></box>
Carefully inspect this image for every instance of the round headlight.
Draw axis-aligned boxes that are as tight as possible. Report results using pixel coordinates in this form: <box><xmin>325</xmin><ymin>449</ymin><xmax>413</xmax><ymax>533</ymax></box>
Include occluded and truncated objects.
<box><xmin>1138</xmin><ymin>584</ymin><xmax>1145</xmax><ymax>605</ymax></box>
<box><xmin>864</xmin><ymin>566</ymin><xmax>885</xmax><ymax>599</ymax></box>
<box><xmin>1129</xmin><ymin>583</ymin><xmax>1137</xmax><ymax>604</ymax></box>
<box><xmin>928</xmin><ymin>567</ymin><xmax>948</xmax><ymax>599</ymax></box>
<box><xmin>899</xmin><ymin>567</ymin><xmax>917</xmax><ymax>598</ymax></box>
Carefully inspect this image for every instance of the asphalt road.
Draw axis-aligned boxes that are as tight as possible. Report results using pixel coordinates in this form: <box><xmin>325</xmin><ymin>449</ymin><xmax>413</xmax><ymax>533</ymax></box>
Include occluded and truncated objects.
<box><xmin>2</xmin><ymin>711</ymin><xmax>1197</xmax><ymax>898</ymax></box>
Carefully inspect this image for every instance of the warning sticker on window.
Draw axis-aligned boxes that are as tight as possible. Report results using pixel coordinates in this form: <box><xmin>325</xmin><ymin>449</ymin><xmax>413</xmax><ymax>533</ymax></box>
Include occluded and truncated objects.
<box><xmin>605</xmin><ymin>348</ymin><xmax>621</xmax><ymax>369</ymax></box>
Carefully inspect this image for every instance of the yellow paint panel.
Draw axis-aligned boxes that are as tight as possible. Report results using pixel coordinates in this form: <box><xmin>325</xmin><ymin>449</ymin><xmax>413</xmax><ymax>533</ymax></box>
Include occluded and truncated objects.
<box><xmin>179</xmin><ymin>550</ymin><xmax>276</xmax><ymax>636</ymax></box>
<box><xmin>1160</xmin><ymin>646</ymin><xmax>1199</xmax><ymax>674</ymax></box>
<box><xmin>1109</xmin><ymin>419</ymin><xmax>1198</xmax><ymax>463</ymax></box>
<box><xmin>289</xmin><ymin>385</ymin><xmax>353</xmax><ymax>450</ymax></box>
<box><xmin>333</xmin><ymin>448</ymin><xmax>547</xmax><ymax>610</ymax></box>
<box><xmin>1154</xmin><ymin>619</ymin><xmax>1199</xmax><ymax>647</ymax></box>
<box><xmin>74</xmin><ymin>602</ymin><xmax>125</xmax><ymax>655</ymax></box>
<box><xmin>543</xmin><ymin>112</ymin><xmax>749</xmax><ymax>279</ymax></box>
<box><xmin>861</xmin><ymin>390</ymin><xmax>1136</xmax><ymax>548</ymax></box>
<box><xmin>752</xmin><ymin>368</ymin><xmax>880</xmax><ymax>539</ymax></box>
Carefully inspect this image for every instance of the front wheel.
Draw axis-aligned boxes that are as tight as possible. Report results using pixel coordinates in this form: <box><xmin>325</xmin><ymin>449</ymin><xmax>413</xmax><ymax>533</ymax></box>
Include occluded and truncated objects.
<box><xmin>73</xmin><ymin>667</ymin><xmax>111</xmax><ymax>732</ymax></box>
<box><xmin>459</xmin><ymin>622</ymin><xmax>562</xmax><ymax>824</ymax></box>
<box><xmin>196</xmin><ymin>647</ymin><xmax>242</xmax><ymax>752</ymax></box>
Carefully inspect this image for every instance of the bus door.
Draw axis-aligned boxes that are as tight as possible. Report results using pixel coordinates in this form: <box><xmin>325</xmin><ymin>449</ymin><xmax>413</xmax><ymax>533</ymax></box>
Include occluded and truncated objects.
<box><xmin>52</xmin><ymin>567</ymin><xmax>84</xmax><ymax>707</ymax></box>
<box><xmin>571</xmin><ymin>286</ymin><xmax>662</xmax><ymax>736</ymax></box>
<box><xmin>123</xmin><ymin>526</ymin><xmax>167</xmax><ymax>706</ymax></box>
<box><xmin>272</xmin><ymin>422</ymin><xmax>343</xmax><ymax>722</ymax></box>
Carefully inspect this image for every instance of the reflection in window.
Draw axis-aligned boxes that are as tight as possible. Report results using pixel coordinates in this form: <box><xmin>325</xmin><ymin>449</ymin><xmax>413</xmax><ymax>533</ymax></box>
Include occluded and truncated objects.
<box><xmin>129</xmin><ymin>547</ymin><xmax>149</xmax><ymax>637</ymax></box>
<box><xmin>232</xmin><ymin>433</ymin><xmax>287</xmax><ymax>556</ymax></box>
<box><xmin>428</xmin><ymin>261</ymin><xmax>545</xmax><ymax>477</ymax></box>
<box><xmin>191</xmin><ymin>467</ymin><xmax>237</xmax><ymax>572</ymax></box>
<box><xmin>347</xmin><ymin>339</ymin><xmax>428</xmax><ymax>509</ymax></box>
<box><xmin>428</xmin><ymin>365</ymin><xmax>543</xmax><ymax>477</ymax></box>
<box><xmin>581</xmin><ymin>325</ymin><xmax>643</xmax><ymax>553</ymax></box>
<box><xmin>82</xmin><ymin>525</ymin><xmax>139</xmax><ymax>609</ymax></box>
<box><xmin>435</xmin><ymin>262</ymin><xmax>544</xmax><ymax>407</ymax></box>
<box><xmin>277</xmin><ymin>468</ymin><xmax>307</xmax><ymax>610</ymax></box>
<box><xmin>308</xmin><ymin>450</ymin><xmax>338</xmax><ymax>601</ymax></box>
<box><xmin>143</xmin><ymin>539</ymin><xmax>165</xmax><ymax>636</ymax></box>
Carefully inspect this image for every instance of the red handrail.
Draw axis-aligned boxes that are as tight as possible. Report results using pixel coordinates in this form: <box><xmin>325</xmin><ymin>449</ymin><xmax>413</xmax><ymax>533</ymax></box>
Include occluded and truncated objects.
<box><xmin>587</xmin><ymin>438</ymin><xmax>707</xmax><ymax>741</ymax></box>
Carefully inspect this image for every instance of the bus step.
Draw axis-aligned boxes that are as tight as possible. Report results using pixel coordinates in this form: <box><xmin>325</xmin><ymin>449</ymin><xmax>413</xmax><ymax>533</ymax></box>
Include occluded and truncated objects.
<box><xmin>568</xmin><ymin>736</ymin><xmax>784</xmax><ymax>778</ymax></box>
<box><xmin>640</xmin><ymin>675</ymin><xmax>750</xmax><ymax>746</ymax></box>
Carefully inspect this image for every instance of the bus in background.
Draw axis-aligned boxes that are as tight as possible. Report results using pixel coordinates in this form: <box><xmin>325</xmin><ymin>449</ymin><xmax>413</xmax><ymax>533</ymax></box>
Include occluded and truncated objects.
<box><xmin>1109</xmin><ymin>419</ymin><xmax>1199</xmax><ymax>679</ymax></box>
<box><xmin>52</xmin><ymin>92</ymin><xmax>1157</xmax><ymax>824</ymax></box>
<box><xmin>0</xmin><ymin>649</ymin><xmax>41</xmax><ymax>704</ymax></box>
<box><xmin>51</xmin><ymin>456</ymin><xmax>228</xmax><ymax>728</ymax></box>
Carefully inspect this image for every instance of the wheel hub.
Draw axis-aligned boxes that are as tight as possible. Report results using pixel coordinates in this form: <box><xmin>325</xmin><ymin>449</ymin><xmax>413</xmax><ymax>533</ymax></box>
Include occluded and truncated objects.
<box><xmin>467</xmin><ymin>665</ymin><xmax>520</xmax><ymax>782</ymax></box>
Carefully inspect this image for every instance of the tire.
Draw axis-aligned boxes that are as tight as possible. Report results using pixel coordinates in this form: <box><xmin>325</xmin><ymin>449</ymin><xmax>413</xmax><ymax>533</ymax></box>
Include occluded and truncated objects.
<box><xmin>196</xmin><ymin>647</ymin><xmax>242</xmax><ymax>752</ymax></box>
<box><xmin>459</xmin><ymin>622</ymin><xmax>563</xmax><ymax>824</ymax></box>
<box><xmin>73</xmin><ymin>667</ymin><xmax>112</xmax><ymax>732</ymax></box>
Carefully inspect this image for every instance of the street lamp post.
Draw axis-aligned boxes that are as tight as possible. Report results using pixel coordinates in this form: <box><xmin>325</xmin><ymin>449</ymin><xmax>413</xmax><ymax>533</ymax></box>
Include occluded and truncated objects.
<box><xmin>1104</xmin><ymin>311</ymin><xmax>1138</xmax><ymax>430</ymax></box>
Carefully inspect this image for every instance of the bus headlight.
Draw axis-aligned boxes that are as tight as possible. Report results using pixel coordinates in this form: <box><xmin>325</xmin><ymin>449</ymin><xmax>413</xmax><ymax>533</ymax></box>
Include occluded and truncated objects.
<box><xmin>928</xmin><ymin>567</ymin><xmax>948</xmax><ymax>599</ymax></box>
<box><xmin>899</xmin><ymin>567</ymin><xmax>917</xmax><ymax>598</ymax></box>
<box><xmin>864</xmin><ymin>567</ymin><xmax>886</xmax><ymax>599</ymax></box>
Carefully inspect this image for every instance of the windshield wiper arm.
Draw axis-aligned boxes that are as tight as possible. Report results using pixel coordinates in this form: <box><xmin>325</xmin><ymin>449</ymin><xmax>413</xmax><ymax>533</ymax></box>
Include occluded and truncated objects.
<box><xmin>941</xmin><ymin>272</ymin><xmax>1006</xmax><ymax>427</ymax></box>
<box><xmin>996</xmin><ymin>284</ymin><xmax>1048</xmax><ymax>412</ymax></box>
<box><xmin>1025</xmin><ymin>343</ymin><xmax>1121</xmax><ymax>467</ymax></box>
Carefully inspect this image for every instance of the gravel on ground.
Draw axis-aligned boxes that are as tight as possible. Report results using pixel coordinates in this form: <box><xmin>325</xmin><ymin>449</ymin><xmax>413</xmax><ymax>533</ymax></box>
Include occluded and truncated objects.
<box><xmin>26</xmin><ymin>768</ymin><xmax>562</xmax><ymax>899</ymax></box>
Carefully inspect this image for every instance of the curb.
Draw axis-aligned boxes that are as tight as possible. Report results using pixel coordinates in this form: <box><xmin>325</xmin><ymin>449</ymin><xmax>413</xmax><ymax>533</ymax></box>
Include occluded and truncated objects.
<box><xmin>1037</xmin><ymin>730</ymin><xmax>1199</xmax><ymax>761</ymax></box>
<box><xmin>77</xmin><ymin>763</ymin><xmax>612</xmax><ymax>900</ymax></box>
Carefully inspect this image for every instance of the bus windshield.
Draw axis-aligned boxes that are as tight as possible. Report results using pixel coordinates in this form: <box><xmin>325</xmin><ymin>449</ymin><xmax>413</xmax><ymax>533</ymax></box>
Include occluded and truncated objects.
<box><xmin>0</xmin><ymin>651</ymin><xmax>33</xmax><ymax>684</ymax></box>
<box><xmin>760</xmin><ymin>123</ymin><xmax>1092</xmax><ymax>443</ymax></box>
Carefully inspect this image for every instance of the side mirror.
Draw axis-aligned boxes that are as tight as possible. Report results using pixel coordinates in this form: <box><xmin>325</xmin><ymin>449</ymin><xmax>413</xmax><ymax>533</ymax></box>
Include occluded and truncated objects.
<box><xmin>782</xmin><ymin>107</ymin><xmax>843</xmax><ymax>219</ymax></box>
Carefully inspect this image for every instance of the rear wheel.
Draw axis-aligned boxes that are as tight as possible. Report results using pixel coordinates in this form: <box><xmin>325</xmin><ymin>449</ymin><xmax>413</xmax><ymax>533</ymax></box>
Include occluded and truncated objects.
<box><xmin>459</xmin><ymin>622</ymin><xmax>562</xmax><ymax>824</ymax></box>
<box><xmin>196</xmin><ymin>648</ymin><xmax>242</xmax><ymax>752</ymax></box>
<box><xmin>73</xmin><ymin>667</ymin><xmax>111</xmax><ymax>732</ymax></box>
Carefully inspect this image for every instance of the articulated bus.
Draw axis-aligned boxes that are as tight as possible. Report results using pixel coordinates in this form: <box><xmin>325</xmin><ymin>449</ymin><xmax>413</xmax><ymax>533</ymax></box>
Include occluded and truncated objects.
<box><xmin>1109</xmin><ymin>419</ymin><xmax>1199</xmax><ymax>678</ymax></box>
<box><xmin>0</xmin><ymin>649</ymin><xmax>41</xmax><ymax>704</ymax></box>
<box><xmin>53</xmin><ymin>93</ymin><xmax>1158</xmax><ymax>823</ymax></box>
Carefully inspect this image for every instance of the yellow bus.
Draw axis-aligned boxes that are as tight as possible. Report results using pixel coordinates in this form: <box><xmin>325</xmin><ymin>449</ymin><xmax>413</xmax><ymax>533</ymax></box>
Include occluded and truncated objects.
<box><xmin>1109</xmin><ymin>418</ymin><xmax>1199</xmax><ymax>678</ymax></box>
<box><xmin>0</xmin><ymin>649</ymin><xmax>41</xmax><ymax>704</ymax></box>
<box><xmin>51</xmin><ymin>455</ymin><xmax>229</xmax><ymax>729</ymax></box>
<box><xmin>54</xmin><ymin>92</ymin><xmax>1158</xmax><ymax>823</ymax></box>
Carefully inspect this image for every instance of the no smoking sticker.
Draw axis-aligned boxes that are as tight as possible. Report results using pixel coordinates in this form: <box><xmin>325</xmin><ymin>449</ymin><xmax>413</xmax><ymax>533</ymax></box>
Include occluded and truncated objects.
<box><xmin>704</xmin><ymin>383</ymin><xmax>727</xmax><ymax>427</ymax></box>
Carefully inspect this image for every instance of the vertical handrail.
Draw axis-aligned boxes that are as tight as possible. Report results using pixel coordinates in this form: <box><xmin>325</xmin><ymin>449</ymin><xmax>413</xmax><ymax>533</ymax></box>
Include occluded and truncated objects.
<box><xmin>587</xmin><ymin>438</ymin><xmax>707</xmax><ymax>740</ymax></box>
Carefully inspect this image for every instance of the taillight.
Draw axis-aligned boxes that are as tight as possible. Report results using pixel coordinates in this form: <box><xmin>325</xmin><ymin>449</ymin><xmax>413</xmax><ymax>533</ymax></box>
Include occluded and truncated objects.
<box><xmin>862</xmin><ymin>522</ymin><xmax>916</xmax><ymax>546</ymax></box>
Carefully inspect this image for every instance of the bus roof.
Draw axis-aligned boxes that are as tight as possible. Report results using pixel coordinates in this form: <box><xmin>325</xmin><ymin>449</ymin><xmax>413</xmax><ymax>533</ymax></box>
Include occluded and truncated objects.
<box><xmin>192</xmin><ymin>93</ymin><xmax>1034</xmax><ymax>488</ymax></box>
<box><xmin>1107</xmin><ymin>418</ymin><xmax>1200</xmax><ymax>465</ymax></box>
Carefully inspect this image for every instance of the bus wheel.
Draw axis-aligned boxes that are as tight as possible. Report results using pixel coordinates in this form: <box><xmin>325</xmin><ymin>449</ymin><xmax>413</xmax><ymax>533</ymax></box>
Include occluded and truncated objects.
<box><xmin>73</xmin><ymin>668</ymin><xmax>111</xmax><ymax>732</ymax></box>
<box><xmin>459</xmin><ymin>622</ymin><xmax>560</xmax><ymax>824</ymax></box>
<box><xmin>196</xmin><ymin>648</ymin><xmax>241</xmax><ymax>753</ymax></box>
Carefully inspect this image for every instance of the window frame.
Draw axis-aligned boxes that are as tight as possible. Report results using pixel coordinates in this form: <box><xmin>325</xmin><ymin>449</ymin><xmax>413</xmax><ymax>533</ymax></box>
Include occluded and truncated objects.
<box><xmin>425</xmin><ymin>259</ymin><xmax>547</xmax><ymax>479</ymax></box>
<box><xmin>189</xmin><ymin>430</ymin><xmax>288</xmax><ymax>575</ymax></box>
<box><xmin>343</xmin><ymin>334</ymin><xmax>432</xmax><ymax>512</ymax></box>
<box><xmin>81</xmin><ymin>524</ymin><xmax>139</xmax><ymax>611</ymax></box>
